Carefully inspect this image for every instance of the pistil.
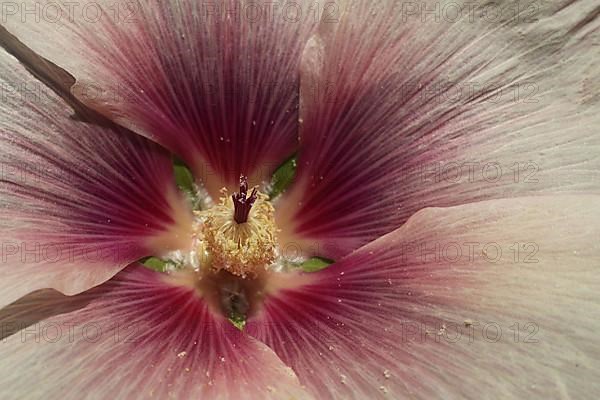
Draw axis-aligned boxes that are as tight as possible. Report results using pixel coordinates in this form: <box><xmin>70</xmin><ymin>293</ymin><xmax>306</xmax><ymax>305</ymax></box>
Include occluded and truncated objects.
<box><xmin>232</xmin><ymin>176</ymin><xmax>257</xmax><ymax>224</ymax></box>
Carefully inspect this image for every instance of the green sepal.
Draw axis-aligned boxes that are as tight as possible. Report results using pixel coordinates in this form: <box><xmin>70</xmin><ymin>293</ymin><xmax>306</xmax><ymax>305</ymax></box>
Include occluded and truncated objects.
<box><xmin>140</xmin><ymin>256</ymin><xmax>168</xmax><ymax>273</ymax></box>
<box><xmin>268</xmin><ymin>154</ymin><xmax>297</xmax><ymax>200</ymax></box>
<box><xmin>173</xmin><ymin>157</ymin><xmax>195</xmax><ymax>196</ymax></box>
<box><xmin>229</xmin><ymin>314</ymin><xmax>247</xmax><ymax>331</ymax></box>
<box><xmin>300</xmin><ymin>256</ymin><xmax>334</xmax><ymax>272</ymax></box>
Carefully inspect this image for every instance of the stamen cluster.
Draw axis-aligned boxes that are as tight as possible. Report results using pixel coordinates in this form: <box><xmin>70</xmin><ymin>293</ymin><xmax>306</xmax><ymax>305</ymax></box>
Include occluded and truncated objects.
<box><xmin>195</xmin><ymin>177</ymin><xmax>277</xmax><ymax>278</ymax></box>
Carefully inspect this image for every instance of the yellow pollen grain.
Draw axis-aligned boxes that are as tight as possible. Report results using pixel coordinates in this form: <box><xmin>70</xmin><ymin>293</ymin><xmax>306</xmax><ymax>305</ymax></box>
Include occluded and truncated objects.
<box><xmin>195</xmin><ymin>188</ymin><xmax>277</xmax><ymax>278</ymax></box>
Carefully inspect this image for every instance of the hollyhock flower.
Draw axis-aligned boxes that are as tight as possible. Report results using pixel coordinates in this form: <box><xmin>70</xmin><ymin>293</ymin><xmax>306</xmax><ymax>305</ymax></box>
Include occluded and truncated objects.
<box><xmin>0</xmin><ymin>0</ymin><xmax>599</xmax><ymax>398</ymax></box>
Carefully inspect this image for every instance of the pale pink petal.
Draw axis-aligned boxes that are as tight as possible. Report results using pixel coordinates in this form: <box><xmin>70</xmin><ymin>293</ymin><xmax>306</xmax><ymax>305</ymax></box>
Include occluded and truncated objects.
<box><xmin>0</xmin><ymin>265</ymin><xmax>311</xmax><ymax>399</ymax></box>
<box><xmin>277</xmin><ymin>0</ymin><xmax>600</xmax><ymax>258</ymax></box>
<box><xmin>0</xmin><ymin>49</ymin><xmax>193</xmax><ymax>308</ymax></box>
<box><xmin>1</xmin><ymin>0</ymin><xmax>318</xmax><ymax>195</ymax></box>
<box><xmin>250</xmin><ymin>196</ymin><xmax>600</xmax><ymax>399</ymax></box>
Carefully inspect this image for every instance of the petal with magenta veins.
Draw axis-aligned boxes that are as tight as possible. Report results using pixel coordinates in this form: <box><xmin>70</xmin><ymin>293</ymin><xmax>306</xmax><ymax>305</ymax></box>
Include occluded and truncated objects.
<box><xmin>0</xmin><ymin>49</ymin><xmax>193</xmax><ymax>308</ymax></box>
<box><xmin>0</xmin><ymin>265</ymin><xmax>311</xmax><ymax>400</ymax></box>
<box><xmin>277</xmin><ymin>0</ymin><xmax>600</xmax><ymax>258</ymax></box>
<box><xmin>250</xmin><ymin>196</ymin><xmax>600</xmax><ymax>399</ymax></box>
<box><xmin>1</xmin><ymin>0</ymin><xmax>319</xmax><ymax>196</ymax></box>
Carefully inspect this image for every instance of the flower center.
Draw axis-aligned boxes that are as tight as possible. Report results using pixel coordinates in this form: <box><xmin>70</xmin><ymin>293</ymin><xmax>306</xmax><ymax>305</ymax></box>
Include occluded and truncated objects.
<box><xmin>195</xmin><ymin>176</ymin><xmax>277</xmax><ymax>278</ymax></box>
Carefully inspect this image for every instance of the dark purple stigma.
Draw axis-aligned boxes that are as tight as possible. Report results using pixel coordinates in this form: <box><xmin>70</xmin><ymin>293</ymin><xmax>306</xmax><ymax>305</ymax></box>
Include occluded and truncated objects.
<box><xmin>232</xmin><ymin>176</ymin><xmax>257</xmax><ymax>224</ymax></box>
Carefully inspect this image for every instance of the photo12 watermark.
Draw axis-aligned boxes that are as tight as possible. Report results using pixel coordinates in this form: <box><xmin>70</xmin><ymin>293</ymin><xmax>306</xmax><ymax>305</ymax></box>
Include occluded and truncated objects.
<box><xmin>1</xmin><ymin>321</ymin><xmax>142</xmax><ymax>344</ymax></box>
<box><xmin>1</xmin><ymin>1</ymin><xmax>140</xmax><ymax>24</ymax></box>
<box><xmin>390</xmin><ymin>1</ymin><xmax>540</xmax><ymax>24</ymax></box>
<box><xmin>0</xmin><ymin>1</ymin><xmax>343</xmax><ymax>24</ymax></box>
